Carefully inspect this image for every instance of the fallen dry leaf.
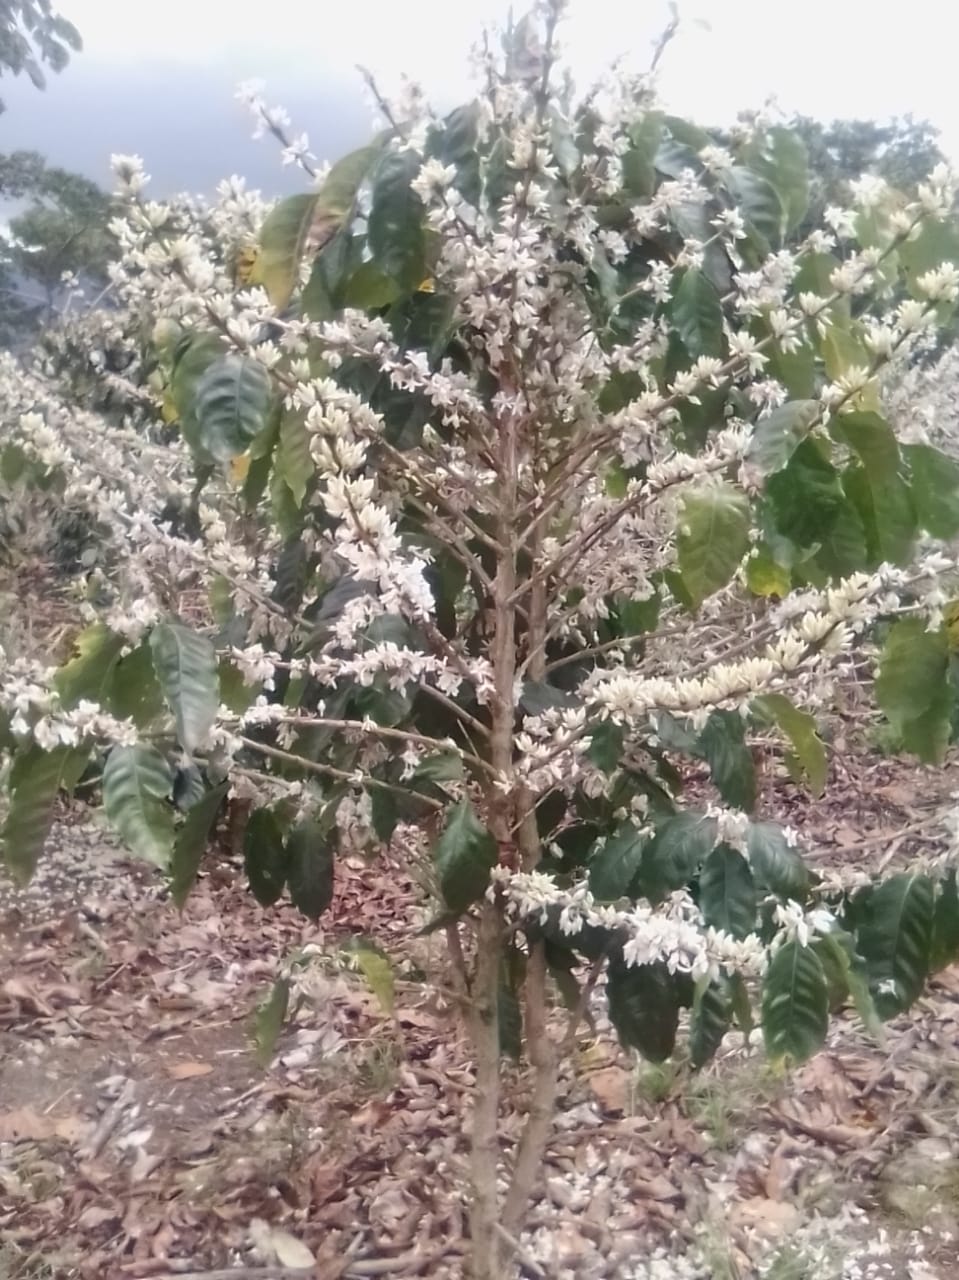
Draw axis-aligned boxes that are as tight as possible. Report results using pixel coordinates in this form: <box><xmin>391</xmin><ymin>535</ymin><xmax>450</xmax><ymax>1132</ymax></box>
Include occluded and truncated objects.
<box><xmin>0</xmin><ymin>1107</ymin><xmax>53</xmax><ymax>1142</ymax></box>
<box><xmin>587</xmin><ymin>1065</ymin><xmax>630</xmax><ymax>1113</ymax></box>
<box><xmin>165</xmin><ymin>1060</ymin><xmax>213</xmax><ymax>1080</ymax></box>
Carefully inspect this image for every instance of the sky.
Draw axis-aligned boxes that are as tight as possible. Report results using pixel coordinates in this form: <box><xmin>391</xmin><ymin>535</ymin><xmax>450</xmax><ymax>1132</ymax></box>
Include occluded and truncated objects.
<box><xmin>4</xmin><ymin>0</ymin><xmax>959</xmax><ymax>195</ymax></box>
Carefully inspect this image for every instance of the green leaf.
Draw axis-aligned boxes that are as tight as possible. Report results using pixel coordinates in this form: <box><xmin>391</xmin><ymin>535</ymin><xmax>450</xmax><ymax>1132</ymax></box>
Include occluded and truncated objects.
<box><xmin>745</xmin><ymin>546</ymin><xmax>791</xmax><ymax>599</ymax></box>
<box><xmin>171</xmin><ymin>781</ymin><xmax>228</xmax><ymax>908</ymax></box>
<box><xmin>728</xmin><ymin>971</ymin><xmax>754</xmax><ymax>1036</ymax></box>
<box><xmin>55</xmin><ymin>623</ymin><xmax>124</xmax><ymax>710</ymax></box>
<box><xmin>341</xmin><ymin>936</ymin><xmax>395</xmax><ymax>1013</ymax></box>
<box><xmin>169</xmin><ymin>332</ymin><xmax>223</xmax><ymax>449</ymax></box>
<box><xmin>641</xmin><ymin>811</ymin><xmax>718</xmax><ymax>900</ymax></box>
<box><xmin>836</xmin><ymin>413</ymin><xmax>916</xmax><ymax>565</ymax></box>
<box><xmin>244</xmin><ymin>809</ymin><xmax>288</xmax><ymax>907</ymax></box>
<box><xmin>696</xmin><ymin>710</ymin><xmax>756</xmax><ymax>812</ymax></box>
<box><xmin>677</xmin><ymin>483</ymin><xmax>750</xmax><ymax>608</ymax></box>
<box><xmin>762</xmin><ymin>940</ymin><xmax>829</xmax><ymax>1064</ymax></box>
<box><xmin>748</xmin><ymin>127</ymin><xmax>808</xmax><ymax>235</ymax></box>
<box><xmin>857</xmin><ymin>873</ymin><xmax>934</xmax><ymax>1018</ymax></box>
<box><xmin>109</xmin><ymin>641</ymin><xmax>164</xmax><ymax>727</ymax></box>
<box><xmin>253</xmin><ymin>977</ymin><xmax>290</xmax><ymax>1066</ymax></box>
<box><xmin>905</xmin><ymin>443</ymin><xmax>959</xmax><ymax>540</ymax></box>
<box><xmin>369</xmin><ymin>788</ymin><xmax>398</xmax><ymax>845</ymax></box>
<box><xmin>368</xmin><ymin>148</ymin><xmax>426</xmax><ymax>291</ymax></box>
<box><xmin>318</xmin><ymin>144</ymin><xmax>380</xmax><ymax>224</ymax></box>
<box><xmin>670</xmin><ymin>267</ymin><xmax>724</xmax><ymax>357</ymax></box>
<box><xmin>752</xmin><ymin>693</ymin><xmax>827</xmax><ymax>797</ymax></box>
<box><xmin>747</xmin><ymin>822</ymin><xmax>811</xmax><ymax>901</ymax></box>
<box><xmin>898</xmin><ymin>218</ymin><xmax>959</xmax><ymax>296</ymax></box>
<box><xmin>1</xmin><ymin>745</ymin><xmax>87</xmax><ymax>886</ymax></box>
<box><xmin>150</xmin><ymin>622</ymin><xmax>218</xmax><ymax>756</ymax></box>
<box><xmin>766</xmin><ymin>439</ymin><xmax>846</xmax><ymax>551</ymax></box>
<box><xmin>342</xmin><ymin>260</ymin><xmax>402</xmax><ymax>310</ymax></box>
<box><xmin>699</xmin><ymin>844</ymin><xmax>757</xmax><ymax>939</ymax></box>
<box><xmin>815</xmin><ymin>930</ymin><xmax>883</xmax><ymax>1041</ymax></box>
<box><xmin>286</xmin><ymin>820</ymin><xmax>335</xmax><ymax>920</ymax></box>
<box><xmin>747</xmin><ymin>400</ymin><xmax>819</xmax><ymax>475</ymax></box>
<box><xmin>932</xmin><ymin>871</ymin><xmax>959</xmax><ymax>971</ymax></box>
<box><xmin>622</xmin><ymin>112</ymin><xmax>663</xmax><ymax>197</ymax></box>
<box><xmin>726</xmin><ymin>166</ymin><xmax>783</xmax><ymax>249</ymax></box>
<box><xmin>102</xmin><ymin>745</ymin><xmax>174</xmax><ymax>867</ymax></box>
<box><xmin>411</xmin><ymin>753</ymin><xmax>464</xmax><ymax>785</ymax></box>
<box><xmin>277</xmin><ymin>411</ymin><xmax>313</xmax><ymax>508</ymax></box>
<box><xmin>194</xmin><ymin>354</ymin><xmax>271</xmax><ymax>463</ymax></box>
<box><xmin>433</xmin><ymin>800</ymin><xmax>497</xmax><ymax>914</ymax></box>
<box><xmin>606</xmin><ymin>959</ymin><xmax>680</xmax><ymax>1062</ymax></box>
<box><xmin>586</xmin><ymin>720</ymin><xmax>624</xmax><ymax>775</ymax></box>
<box><xmin>875</xmin><ymin>618</ymin><xmax>950</xmax><ymax>765</ymax></box>
<box><xmin>252</xmin><ymin>194</ymin><xmax>318</xmax><ymax>309</ymax></box>
<box><xmin>690</xmin><ymin>976</ymin><xmax>732</xmax><ymax>1069</ymax></box>
<box><xmin>588</xmin><ymin>822</ymin><xmax>645</xmax><ymax>901</ymax></box>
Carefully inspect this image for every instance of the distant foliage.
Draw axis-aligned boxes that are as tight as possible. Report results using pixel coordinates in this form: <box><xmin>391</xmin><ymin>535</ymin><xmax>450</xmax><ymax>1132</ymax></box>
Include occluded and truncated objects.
<box><xmin>0</xmin><ymin>1</ymin><xmax>80</xmax><ymax>112</ymax></box>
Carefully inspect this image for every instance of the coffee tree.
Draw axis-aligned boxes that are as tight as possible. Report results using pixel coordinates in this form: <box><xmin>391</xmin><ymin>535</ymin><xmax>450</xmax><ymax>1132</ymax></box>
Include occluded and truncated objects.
<box><xmin>5</xmin><ymin>4</ymin><xmax>959</xmax><ymax>1274</ymax></box>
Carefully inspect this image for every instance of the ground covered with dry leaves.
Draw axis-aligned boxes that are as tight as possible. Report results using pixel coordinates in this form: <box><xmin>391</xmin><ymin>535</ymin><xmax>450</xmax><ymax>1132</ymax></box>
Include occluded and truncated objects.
<box><xmin>2</xmin><ymin>742</ymin><xmax>959</xmax><ymax>1280</ymax></box>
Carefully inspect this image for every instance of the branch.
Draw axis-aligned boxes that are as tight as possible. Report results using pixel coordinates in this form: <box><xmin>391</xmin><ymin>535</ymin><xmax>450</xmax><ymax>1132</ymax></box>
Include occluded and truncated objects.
<box><xmin>236</xmin><ymin>735</ymin><xmax>444</xmax><ymax>810</ymax></box>
<box><xmin>270</xmin><ymin>713</ymin><xmax>493</xmax><ymax>777</ymax></box>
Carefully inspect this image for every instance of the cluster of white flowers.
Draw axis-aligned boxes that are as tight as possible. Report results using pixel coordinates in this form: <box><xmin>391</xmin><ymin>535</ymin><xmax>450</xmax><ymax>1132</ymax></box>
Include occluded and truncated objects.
<box><xmin>490</xmin><ymin>867</ymin><xmax>766</xmax><ymax>982</ymax></box>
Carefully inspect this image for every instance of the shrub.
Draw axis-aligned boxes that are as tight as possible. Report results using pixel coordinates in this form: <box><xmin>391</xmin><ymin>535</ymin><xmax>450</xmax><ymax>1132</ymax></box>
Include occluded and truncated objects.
<box><xmin>4</xmin><ymin>4</ymin><xmax>959</xmax><ymax>1273</ymax></box>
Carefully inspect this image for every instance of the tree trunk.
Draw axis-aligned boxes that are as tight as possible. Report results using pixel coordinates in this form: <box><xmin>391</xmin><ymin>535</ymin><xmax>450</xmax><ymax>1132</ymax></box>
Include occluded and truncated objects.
<box><xmin>468</xmin><ymin>901</ymin><xmax>506</xmax><ymax>1279</ymax></box>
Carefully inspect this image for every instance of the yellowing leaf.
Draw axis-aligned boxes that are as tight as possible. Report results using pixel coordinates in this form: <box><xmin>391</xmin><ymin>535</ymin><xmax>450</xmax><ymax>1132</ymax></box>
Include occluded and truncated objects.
<box><xmin>233</xmin><ymin>243</ymin><xmax>259</xmax><ymax>287</ymax></box>
<box><xmin>746</xmin><ymin>549</ymin><xmax>791</xmax><ymax>598</ymax></box>
<box><xmin>230</xmin><ymin>453</ymin><xmax>251</xmax><ymax>485</ymax></box>
<box><xmin>161</xmin><ymin>391</ymin><xmax>179</xmax><ymax>425</ymax></box>
<box><xmin>417</xmin><ymin>276</ymin><xmax>435</xmax><ymax>293</ymax></box>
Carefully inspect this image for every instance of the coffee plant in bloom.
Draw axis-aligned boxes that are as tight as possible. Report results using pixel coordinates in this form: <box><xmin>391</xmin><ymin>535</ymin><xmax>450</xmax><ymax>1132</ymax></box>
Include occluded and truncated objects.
<box><xmin>6</xmin><ymin>3</ymin><xmax>959</xmax><ymax>1271</ymax></box>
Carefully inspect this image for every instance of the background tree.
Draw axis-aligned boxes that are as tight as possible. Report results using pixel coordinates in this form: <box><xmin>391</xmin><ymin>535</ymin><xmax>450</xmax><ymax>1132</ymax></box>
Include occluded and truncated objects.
<box><xmin>0</xmin><ymin>0</ymin><xmax>79</xmax><ymax>112</ymax></box>
<box><xmin>0</xmin><ymin>150</ymin><xmax>112</xmax><ymax>345</ymax></box>
<box><xmin>792</xmin><ymin>114</ymin><xmax>947</xmax><ymax>233</ymax></box>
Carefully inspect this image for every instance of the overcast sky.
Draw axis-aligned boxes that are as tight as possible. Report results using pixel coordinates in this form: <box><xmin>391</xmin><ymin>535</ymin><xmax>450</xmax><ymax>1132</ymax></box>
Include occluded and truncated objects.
<box><xmin>4</xmin><ymin>0</ymin><xmax>959</xmax><ymax>195</ymax></box>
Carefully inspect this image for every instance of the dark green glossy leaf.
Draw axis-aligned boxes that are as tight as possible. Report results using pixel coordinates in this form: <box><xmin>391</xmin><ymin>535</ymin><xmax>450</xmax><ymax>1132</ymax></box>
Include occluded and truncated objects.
<box><xmin>762</xmin><ymin>940</ymin><xmax>828</xmax><ymax>1063</ymax></box>
<box><xmin>690</xmin><ymin>976</ymin><xmax>732</xmax><ymax>1069</ymax></box>
<box><xmin>696</xmin><ymin>710</ymin><xmax>756</xmax><ymax>812</ymax></box>
<box><xmin>588</xmin><ymin>822</ymin><xmax>645</xmax><ymax>901</ymax></box>
<box><xmin>607</xmin><ymin>960</ymin><xmax>680</xmax><ymax>1062</ymax></box>
<box><xmin>286</xmin><ymin>820</ymin><xmax>335</xmax><ymax>920</ymax></box>
<box><xmin>1</xmin><ymin>745</ymin><xmax>88</xmax><ymax>885</ymax></box>
<box><xmin>856</xmin><ymin>873</ymin><xmax>934</xmax><ymax>1018</ymax></box>
<box><xmin>699</xmin><ymin>843</ymin><xmax>757</xmax><ymax>939</ymax></box>
<box><xmin>670</xmin><ymin>267</ymin><xmax>723</xmax><ymax>358</ymax></box>
<box><xmin>434</xmin><ymin>800</ymin><xmax>497</xmax><ymax>914</ymax></box>
<box><xmin>102</xmin><ymin>745</ymin><xmax>174</xmax><ymax>867</ymax></box>
<box><xmin>244</xmin><ymin>808</ymin><xmax>288</xmax><ymax>906</ymax></box>
<box><xmin>170</xmin><ymin>782</ymin><xmax>228</xmax><ymax>908</ymax></box>
<box><xmin>642</xmin><ymin>811</ymin><xmax>717</xmax><ymax>900</ymax></box>
<box><xmin>150</xmin><ymin>621</ymin><xmax>219</xmax><ymax>756</ymax></box>
<box><xmin>747</xmin><ymin>822</ymin><xmax>811</xmax><ymax>902</ymax></box>
<box><xmin>194</xmin><ymin>354</ymin><xmax>271</xmax><ymax>463</ymax></box>
<box><xmin>368</xmin><ymin>148</ymin><xmax>426</xmax><ymax>291</ymax></box>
